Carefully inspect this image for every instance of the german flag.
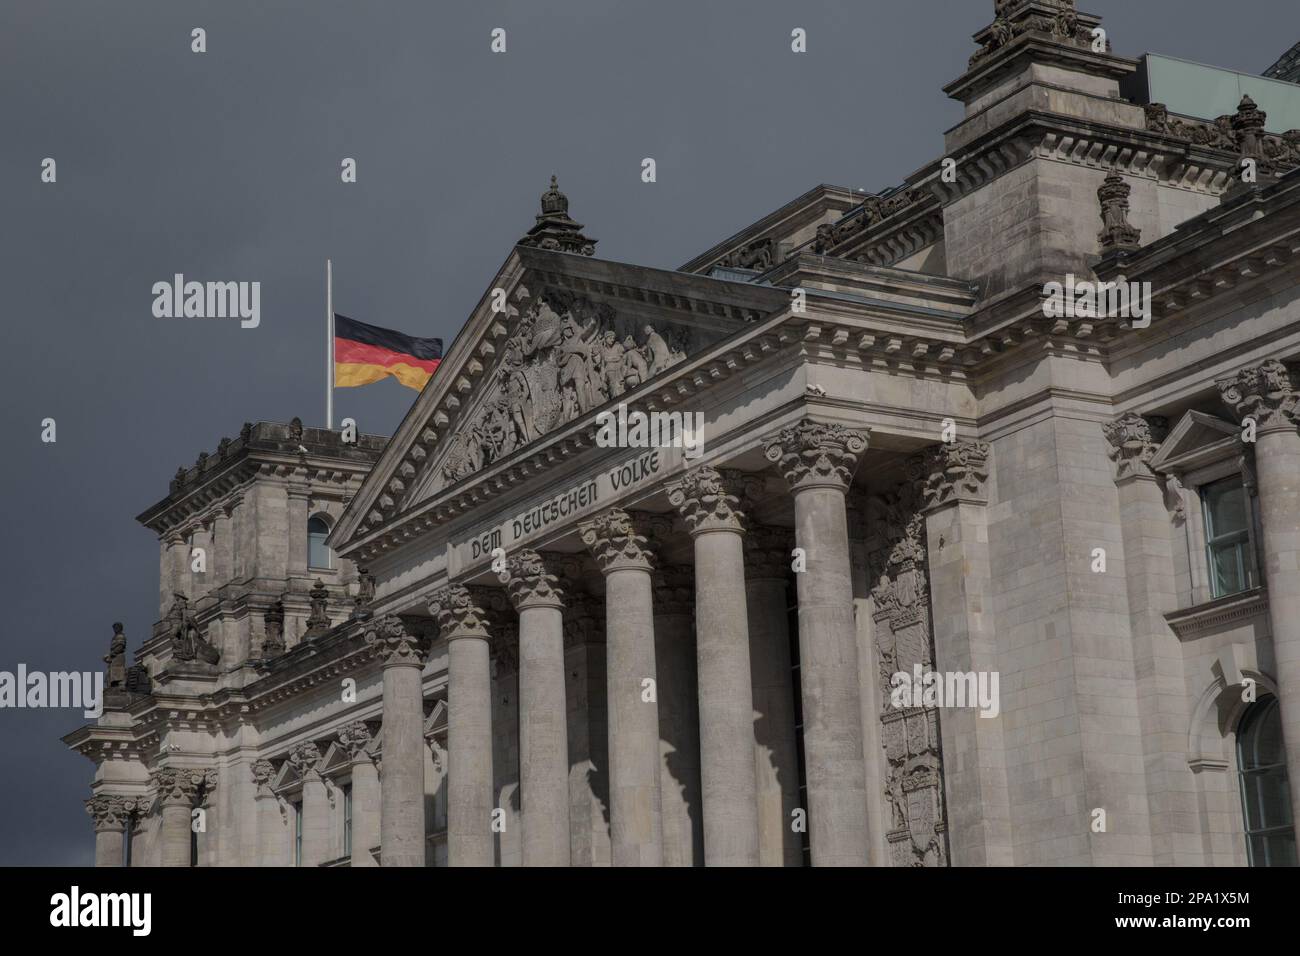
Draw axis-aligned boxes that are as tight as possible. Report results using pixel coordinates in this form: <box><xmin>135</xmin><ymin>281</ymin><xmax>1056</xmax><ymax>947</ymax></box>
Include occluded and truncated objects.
<box><xmin>334</xmin><ymin>314</ymin><xmax>443</xmax><ymax>392</ymax></box>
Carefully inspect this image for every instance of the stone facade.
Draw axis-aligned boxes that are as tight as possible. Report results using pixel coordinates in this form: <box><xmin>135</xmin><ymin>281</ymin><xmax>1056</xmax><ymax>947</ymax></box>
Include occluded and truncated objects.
<box><xmin>66</xmin><ymin>2</ymin><xmax>1300</xmax><ymax>866</ymax></box>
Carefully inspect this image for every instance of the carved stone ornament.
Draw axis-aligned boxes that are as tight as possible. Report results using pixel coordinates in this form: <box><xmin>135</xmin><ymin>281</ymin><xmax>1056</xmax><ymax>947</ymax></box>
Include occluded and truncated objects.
<box><xmin>86</xmin><ymin>794</ymin><xmax>133</xmax><ymax>831</ymax></box>
<box><xmin>262</xmin><ymin>598</ymin><xmax>286</xmax><ymax>657</ymax></box>
<box><xmin>337</xmin><ymin>721</ymin><xmax>373</xmax><ymax>760</ymax></box>
<box><xmin>921</xmin><ymin>441</ymin><xmax>991</xmax><ymax>511</ymax></box>
<box><xmin>164</xmin><ymin>594</ymin><xmax>220</xmax><ymax>665</ymax></box>
<box><xmin>427</xmin><ymin>586</ymin><xmax>490</xmax><ymax>641</ymax></box>
<box><xmin>104</xmin><ymin>622</ymin><xmax>127</xmax><ymax>691</ymax></box>
<box><xmin>1101</xmin><ymin>412</ymin><xmax>1167</xmax><ymax>481</ymax></box>
<box><xmin>351</xmin><ymin>568</ymin><xmax>376</xmax><ymax>620</ymax></box>
<box><xmin>287</xmin><ymin>742</ymin><xmax>322</xmax><ymax>778</ymax></box>
<box><xmin>969</xmin><ymin>0</ymin><xmax>1097</xmax><ymax>70</ymax></box>
<box><xmin>1097</xmin><ymin>173</ymin><xmax>1141</xmax><ymax>252</ymax></box>
<box><xmin>518</xmin><ymin>175</ymin><xmax>598</xmax><ymax>256</ymax></box>
<box><xmin>1217</xmin><ymin>360</ymin><xmax>1299</xmax><ymax>432</ymax></box>
<box><xmin>251</xmin><ymin>759</ymin><xmax>276</xmax><ymax>789</ymax></box>
<box><xmin>1144</xmin><ymin>99</ymin><xmax>1300</xmax><ymax>171</ymax></box>
<box><xmin>715</xmin><ymin>236</ymin><xmax>776</xmax><ymax>272</ymax></box>
<box><xmin>438</xmin><ymin>288</ymin><xmax>689</xmax><ymax>487</ymax></box>
<box><xmin>579</xmin><ymin>507</ymin><xmax>656</xmax><ymax>573</ymax></box>
<box><xmin>813</xmin><ymin>189</ymin><xmax>929</xmax><ymax>255</ymax></box>
<box><xmin>666</xmin><ymin>465</ymin><xmax>747</xmax><ymax>535</ymax></box>
<box><xmin>304</xmin><ymin>578</ymin><xmax>332</xmax><ymax>638</ymax></box>
<box><xmin>365</xmin><ymin>614</ymin><xmax>431</xmax><ymax>665</ymax></box>
<box><xmin>499</xmin><ymin>549</ymin><xmax>565</xmax><ymax>611</ymax></box>
<box><xmin>764</xmin><ymin>419</ymin><xmax>869</xmax><ymax>492</ymax></box>
<box><xmin>152</xmin><ymin>768</ymin><xmax>217</xmax><ymax>807</ymax></box>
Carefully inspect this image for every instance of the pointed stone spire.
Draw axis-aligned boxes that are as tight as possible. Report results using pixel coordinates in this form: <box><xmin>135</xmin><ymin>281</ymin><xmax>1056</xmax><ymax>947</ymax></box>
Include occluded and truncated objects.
<box><xmin>518</xmin><ymin>175</ymin><xmax>597</xmax><ymax>256</ymax></box>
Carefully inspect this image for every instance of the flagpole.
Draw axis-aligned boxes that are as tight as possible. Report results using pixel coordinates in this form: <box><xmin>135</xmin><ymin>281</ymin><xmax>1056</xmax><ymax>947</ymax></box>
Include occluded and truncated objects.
<box><xmin>326</xmin><ymin>258</ymin><xmax>334</xmax><ymax>430</ymax></box>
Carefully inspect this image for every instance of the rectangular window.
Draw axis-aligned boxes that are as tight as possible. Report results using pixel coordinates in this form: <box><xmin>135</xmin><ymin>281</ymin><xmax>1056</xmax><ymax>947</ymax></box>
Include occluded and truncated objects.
<box><xmin>1202</xmin><ymin>475</ymin><xmax>1258</xmax><ymax>598</ymax></box>
<box><xmin>343</xmin><ymin>784</ymin><xmax>353</xmax><ymax>858</ymax></box>
<box><xmin>294</xmin><ymin>800</ymin><xmax>303</xmax><ymax>867</ymax></box>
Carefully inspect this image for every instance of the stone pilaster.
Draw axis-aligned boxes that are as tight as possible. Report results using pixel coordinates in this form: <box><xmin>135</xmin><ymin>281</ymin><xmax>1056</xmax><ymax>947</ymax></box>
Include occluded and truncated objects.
<box><xmin>920</xmin><ymin>441</ymin><xmax>1014</xmax><ymax>866</ymax></box>
<box><xmin>338</xmin><ymin>722</ymin><xmax>380</xmax><ymax>867</ymax></box>
<box><xmin>190</xmin><ymin>523</ymin><xmax>212</xmax><ymax>598</ymax></box>
<box><xmin>667</xmin><ymin>465</ymin><xmax>760</xmax><ymax>866</ymax></box>
<box><xmin>365</xmin><ymin>615</ymin><xmax>430</xmax><ymax>867</ymax></box>
<box><xmin>211</xmin><ymin>504</ymin><xmax>235</xmax><ymax>587</ymax></box>
<box><xmin>252</xmin><ymin>759</ymin><xmax>285</xmax><ymax>867</ymax></box>
<box><xmin>287</xmin><ymin>482</ymin><xmax>310</xmax><ymax>576</ymax></box>
<box><xmin>86</xmin><ymin>794</ymin><xmax>131</xmax><ymax>867</ymax></box>
<box><xmin>1219</xmin><ymin>361</ymin><xmax>1300</xmax><ymax>832</ymax></box>
<box><xmin>579</xmin><ymin>507</ymin><xmax>664</xmax><ymax>866</ymax></box>
<box><xmin>1102</xmin><ymin>413</ymin><xmax>1199</xmax><ymax>865</ymax></box>
<box><xmin>500</xmin><ymin>549</ymin><xmax>571</xmax><ymax>866</ymax></box>
<box><xmin>764</xmin><ymin>419</ymin><xmax>870</xmax><ymax>866</ymax></box>
<box><xmin>651</xmin><ymin>563</ymin><xmax>703</xmax><ymax>867</ymax></box>
<box><xmin>165</xmin><ymin>532</ymin><xmax>190</xmax><ymax>603</ymax></box>
<box><xmin>152</xmin><ymin>768</ymin><xmax>216</xmax><ymax>867</ymax></box>
<box><xmin>429</xmin><ymin>586</ymin><xmax>495</xmax><ymax>867</ymax></box>
<box><xmin>744</xmin><ymin>525</ymin><xmax>802</xmax><ymax>867</ymax></box>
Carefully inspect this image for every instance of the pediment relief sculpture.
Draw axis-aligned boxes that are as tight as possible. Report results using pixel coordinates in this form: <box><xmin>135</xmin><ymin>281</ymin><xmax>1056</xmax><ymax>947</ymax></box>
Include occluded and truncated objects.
<box><xmin>433</xmin><ymin>288</ymin><xmax>697</xmax><ymax>491</ymax></box>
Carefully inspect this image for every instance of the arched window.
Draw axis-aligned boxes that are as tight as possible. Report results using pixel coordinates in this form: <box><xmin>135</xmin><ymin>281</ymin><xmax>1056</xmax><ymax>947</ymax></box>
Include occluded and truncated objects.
<box><xmin>1237</xmin><ymin>696</ymin><xmax>1296</xmax><ymax>866</ymax></box>
<box><xmin>308</xmin><ymin>515</ymin><xmax>333</xmax><ymax>570</ymax></box>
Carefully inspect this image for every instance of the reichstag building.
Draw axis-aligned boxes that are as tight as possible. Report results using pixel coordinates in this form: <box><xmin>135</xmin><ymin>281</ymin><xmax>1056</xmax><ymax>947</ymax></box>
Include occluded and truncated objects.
<box><xmin>67</xmin><ymin>0</ymin><xmax>1300</xmax><ymax>866</ymax></box>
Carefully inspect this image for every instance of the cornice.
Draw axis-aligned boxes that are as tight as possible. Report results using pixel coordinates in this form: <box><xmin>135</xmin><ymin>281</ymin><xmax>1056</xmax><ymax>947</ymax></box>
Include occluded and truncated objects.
<box><xmin>1165</xmin><ymin>587</ymin><xmax>1268</xmax><ymax>640</ymax></box>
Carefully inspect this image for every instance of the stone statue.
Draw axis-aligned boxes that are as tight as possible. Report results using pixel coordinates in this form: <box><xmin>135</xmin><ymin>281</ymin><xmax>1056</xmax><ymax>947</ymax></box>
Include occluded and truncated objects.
<box><xmin>165</xmin><ymin>594</ymin><xmax>220</xmax><ymax>665</ymax></box>
<box><xmin>104</xmin><ymin>623</ymin><xmax>127</xmax><ymax>691</ymax></box>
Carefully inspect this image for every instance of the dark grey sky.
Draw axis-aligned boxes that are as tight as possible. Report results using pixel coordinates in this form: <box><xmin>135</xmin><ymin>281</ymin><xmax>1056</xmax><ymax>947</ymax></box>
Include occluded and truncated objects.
<box><xmin>0</xmin><ymin>0</ymin><xmax>1292</xmax><ymax>865</ymax></box>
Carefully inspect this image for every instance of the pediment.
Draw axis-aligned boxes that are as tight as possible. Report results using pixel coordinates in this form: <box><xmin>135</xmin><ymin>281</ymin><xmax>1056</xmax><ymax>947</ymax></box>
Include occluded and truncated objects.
<box><xmin>1149</xmin><ymin>410</ymin><xmax>1240</xmax><ymax>474</ymax></box>
<box><xmin>316</xmin><ymin>742</ymin><xmax>353</xmax><ymax>778</ymax></box>
<box><xmin>334</xmin><ymin>246</ymin><xmax>788</xmax><ymax>551</ymax></box>
<box><xmin>270</xmin><ymin>760</ymin><xmax>299</xmax><ymax>793</ymax></box>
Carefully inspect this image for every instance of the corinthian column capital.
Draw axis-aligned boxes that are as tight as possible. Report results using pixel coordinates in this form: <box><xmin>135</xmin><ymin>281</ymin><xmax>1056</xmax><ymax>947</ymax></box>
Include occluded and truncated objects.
<box><xmin>86</xmin><ymin>794</ymin><xmax>131</xmax><ymax>832</ymax></box>
<box><xmin>921</xmin><ymin>440</ymin><xmax>991</xmax><ymax>510</ymax></box>
<box><xmin>427</xmin><ymin>586</ymin><xmax>490</xmax><ymax>641</ymax></box>
<box><xmin>579</xmin><ymin>507</ymin><xmax>656</xmax><ymax>572</ymax></box>
<box><xmin>251</xmin><ymin>759</ymin><xmax>276</xmax><ymax>791</ymax></box>
<box><xmin>764</xmin><ymin>419</ymin><xmax>869</xmax><ymax>492</ymax></box>
<box><xmin>1217</xmin><ymin>360</ymin><xmax>1299</xmax><ymax>433</ymax></box>
<box><xmin>499</xmin><ymin>549</ymin><xmax>565</xmax><ymax>610</ymax></box>
<box><xmin>287</xmin><ymin>742</ymin><xmax>323</xmax><ymax>779</ymax></box>
<box><xmin>337</xmin><ymin>721</ymin><xmax>373</xmax><ymax>760</ymax></box>
<box><xmin>152</xmin><ymin>767</ymin><xmax>217</xmax><ymax>807</ymax></box>
<box><xmin>365</xmin><ymin>614</ymin><xmax>431</xmax><ymax>666</ymax></box>
<box><xmin>1101</xmin><ymin>412</ymin><xmax>1168</xmax><ymax>481</ymax></box>
<box><xmin>667</xmin><ymin>466</ymin><xmax>748</xmax><ymax>534</ymax></box>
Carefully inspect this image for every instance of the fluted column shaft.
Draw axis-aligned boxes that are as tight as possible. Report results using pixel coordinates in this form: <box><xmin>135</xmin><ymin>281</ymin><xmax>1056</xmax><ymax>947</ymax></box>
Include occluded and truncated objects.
<box><xmin>367</xmin><ymin>617</ymin><xmax>430</xmax><ymax>867</ymax></box>
<box><xmin>431</xmin><ymin>587</ymin><xmax>495</xmax><ymax>867</ymax></box>
<box><xmin>766</xmin><ymin>420</ymin><xmax>870</xmax><ymax>866</ymax></box>
<box><xmin>152</xmin><ymin>769</ymin><xmax>214</xmax><ymax>867</ymax></box>
<box><xmin>87</xmin><ymin>795</ymin><xmax>130</xmax><ymax>868</ymax></box>
<box><xmin>252</xmin><ymin>760</ymin><xmax>285</xmax><ymax>867</ymax></box>
<box><xmin>653</xmin><ymin>567</ymin><xmax>703</xmax><ymax>867</ymax></box>
<box><xmin>581</xmin><ymin>509</ymin><xmax>663</xmax><ymax>866</ymax></box>
<box><xmin>338</xmin><ymin>722</ymin><xmax>381</xmax><ymax>867</ymax></box>
<box><xmin>501</xmin><ymin>550</ymin><xmax>572</xmax><ymax>866</ymax></box>
<box><xmin>668</xmin><ymin>467</ymin><xmax>760</xmax><ymax>866</ymax></box>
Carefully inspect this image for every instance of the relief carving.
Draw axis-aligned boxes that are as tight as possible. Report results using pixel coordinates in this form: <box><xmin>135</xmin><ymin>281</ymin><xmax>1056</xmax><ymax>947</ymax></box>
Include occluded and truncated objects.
<box><xmin>439</xmin><ymin>290</ymin><xmax>689</xmax><ymax>486</ymax></box>
<box><xmin>867</xmin><ymin>459</ymin><xmax>949</xmax><ymax>867</ymax></box>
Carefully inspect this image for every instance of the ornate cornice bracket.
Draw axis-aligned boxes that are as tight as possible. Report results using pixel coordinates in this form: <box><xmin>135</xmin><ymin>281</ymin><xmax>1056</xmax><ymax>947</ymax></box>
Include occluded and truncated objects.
<box><xmin>920</xmin><ymin>441</ymin><xmax>991</xmax><ymax>511</ymax></box>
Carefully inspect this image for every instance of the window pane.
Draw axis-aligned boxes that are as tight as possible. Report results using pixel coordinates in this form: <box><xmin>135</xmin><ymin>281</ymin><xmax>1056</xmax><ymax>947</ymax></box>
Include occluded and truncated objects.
<box><xmin>1238</xmin><ymin>697</ymin><xmax>1297</xmax><ymax>866</ymax></box>
<box><xmin>1210</xmin><ymin>542</ymin><xmax>1243</xmax><ymax>596</ymax></box>
<box><xmin>1205</xmin><ymin>477</ymin><xmax>1248</xmax><ymax>538</ymax></box>
<box><xmin>308</xmin><ymin>516</ymin><xmax>332</xmax><ymax>569</ymax></box>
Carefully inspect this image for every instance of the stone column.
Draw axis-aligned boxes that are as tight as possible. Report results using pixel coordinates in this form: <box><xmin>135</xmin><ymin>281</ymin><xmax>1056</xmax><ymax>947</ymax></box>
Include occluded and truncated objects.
<box><xmin>579</xmin><ymin>508</ymin><xmax>664</xmax><ymax>866</ymax></box>
<box><xmin>339</xmin><ymin>722</ymin><xmax>380</xmax><ymax>867</ymax></box>
<box><xmin>744</xmin><ymin>525</ymin><xmax>802</xmax><ymax>867</ymax></box>
<box><xmin>252</xmin><ymin>760</ymin><xmax>285</xmax><ymax>867</ymax></box>
<box><xmin>290</xmin><ymin>743</ymin><xmax>328</xmax><ymax>867</ymax></box>
<box><xmin>667</xmin><ymin>466</ymin><xmax>760</xmax><ymax>866</ymax></box>
<box><xmin>919</xmin><ymin>441</ymin><xmax>1015</xmax><ymax>866</ymax></box>
<box><xmin>86</xmin><ymin>795</ymin><xmax>128</xmax><ymax>867</ymax></box>
<box><xmin>430</xmin><ymin>586</ymin><xmax>495</xmax><ymax>867</ymax></box>
<box><xmin>152</xmin><ymin>768</ymin><xmax>215</xmax><ymax>867</ymax></box>
<box><xmin>765</xmin><ymin>419</ymin><xmax>871</xmax><ymax>866</ymax></box>
<box><xmin>1219</xmin><ymin>361</ymin><xmax>1300</xmax><ymax>829</ymax></box>
<box><xmin>500</xmin><ymin>550</ymin><xmax>571</xmax><ymax>866</ymax></box>
<box><xmin>652</xmin><ymin>564</ymin><xmax>703</xmax><ymax>866</ymax></box>
<box><xmin>190</xmin><ymin>523</ymin><xmax>212</xmax><ymax>597</ymax></box>
<box><xmin>365</xmin><ymin>615</ymin><xmax>430</xmax><ymax>867</ymax></box>
<box><xmin>564</xmin><ymin>594</ymin><xmax>612</xmax><ymax>867</ymax></box>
